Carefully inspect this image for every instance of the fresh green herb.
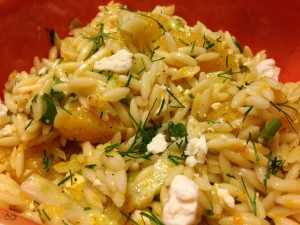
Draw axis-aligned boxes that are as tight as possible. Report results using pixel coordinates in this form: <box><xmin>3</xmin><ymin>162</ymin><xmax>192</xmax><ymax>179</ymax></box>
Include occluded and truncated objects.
<box><xmin>120</xmin><ymin>98</ymin><xmax>130</xmax><ymax>106</ymax></box>
<box><xmin>42</xmin><ymin>150</ymin><xmax>51</xmax><ymax>172</ymax></box>
<box><xmin>216</xmin><ymin>36</ymin><xmax>222</xmax><ymax>42</ymax></box>
<box><xmin>85</xmin><ymin>164</ymin><xmax>97</xmax><ymax>169</ymax></box>
<box><xmin>175</xmin><ymin>139</ymin><xmax>184</xmax><ymax>149</ymax></box>
<box><xmin>136</xmin><ymin>67</ymin><xmax>146</xmax><ymax>76</ymax></box>
<box><xmin>270</xmin><ymin>156</ymin><xmax>285</xmax><ymax>176</ymax></box>
<box><xmin>38</xmin><ymin>69</ymin><xmax>49</xmax><ymax>77</ymax></box>
<box><xmin>202</xmin><ymin>33</ymin><xmax>215</xmax><ymax>50</ymax></box>
<box><xmin>100</xmin><ymin>111</ymin><xmax>104</xmax><ymax>119</ymax></box>
<box><xmin>237</xmin><ymin>81</ymin><xmax>253</xmax><ymax>90</ymax></box>
<box><xmin>258</xmin><ymin>118</ymin><xmax>283</xmax><ymax>147</ymax></box>
<box><xmin>233</xmin><ymin>38</ymin><xmax>243</xmax><ymax>53</ymax></box>
<box><xmin>125</xmin><ymin>74</ymin><xmax>132</xmax><ymax>87</ymax></box>
<box><xmin>168</xmin><ymin>154</ymin><xmax>185</xmax><ymax>165</ymax></box>
<box><xmin>119</xmin><ymin>6</ymin><xmax>166</xmax><ymax>35</ymax></box>
<box><xmin>14</xmin><ymin>78</ymin><xmax>20</xmax><ymax>85</ymax></box>
<box><xmin>62</xmin><ymin>220</ymin><xmax>69</xmax><ymax>225</ymax></box>
<box><xmin>239</xmin><ymin>64</ymin><xmax>250</xmax><ymax>73</ymax></box>
<box><xmin>168</xmin><ymin>121</ymin><xmax>187</xmax><ymax>138</ymax></box>
<box><xmin>179</xmin><ymin>38</ymin><xmax>189</xmax><ymax>46</ymax></box>
<box><xmin>207</xmin><ymin>202</ymin><xmax>214</xmax><ymax>216</ymax></box>
<box><xmin>119</xmin><ymin>99</ymin><xmax>161</xmax><ymax>158</ymax></box>
<box><xmin>264</xmin><ymin>151</ymin><xmax>285</xmax><ymax>191</ymax></box>
<box><xmin>80</xmin><ymin>23</ymin><xmax>117</xmax><ymax>53</ymax></box>
<box><xmin>207</xmin><ymin>120</ymin><xmax>221</xmax><ymax>124</ymax></box>
<box><xmin>165</xmin><ymin>87</ymin><xmax>185</xmax><ymax>108</ymax></box>
<box><xmin>50</xmin><ymin>89</ymin><xmax>65</xmax><ymax>100</ymax></box>
<box><xmin>48</xmin><ymin>29</ymin><xmax>55</xmax><ymax>46</ymax></box>
<box><xmin>105</xmin><ymin>143</ymin><xmax>119</xmax><ymax>153</ymax></box>
<box><xmin>217</xmin><ymin>68</ymin><xmax>238</xmax><ymax>82</ymax></box>
<box><xmin>225</xmin><ymin>55</ymin><xmax>229</xmax><ymax>68</ymax></box>
<box><xmin>247</xmin><ymin>133</ymin><xmax>260</xmax><ymax>163</ymax></box>
<box><xmin>263</xmin><ymin>151</ymin><xmax>272</xmax><ymax>191</ymax></box>
<box><xmin>120</xmin><ymin>211</ymin><xmax>139</xmax><ymax>225</ymax></box>
<box><xmin>241</xmin><ymin>177</ymin><xmax>257</xmax><ymax>216</ymax></box>
<box><xmin>40</xmin><ymin>93</ymin><xmax>71</xmax><ymax>125</ymax></box>
<box><xmin>242</xmin><ymin>105</ymin><xmax>253</xmax><ymax>122</ymax></box>
<box><xmin>58</xmin><ymin>58</ymin><xmax>64</xmax><ymax>64</ymax></box>
<box><xmin>188</xmin><ymin>93</ymin><xmax>195</xmax><ymax>99</ymax></box>
<box><xmin>42</xmin><ymin>208</ymin><xmax>51</xmax><ymax>221</ymax></box>
<box><xmin>140</xmin><ymin>210</ymin><xmax>163</xmax><ymax>225</ymax></box>
<box><xmin>151</xmin><ymin>57</ymin><xmax>165</xmax><ymax>62</ymax></box>
<box><xmin>156</xmin><ymin>98</ymin><xmax>165</xmax><ymax>116</ymax></box>
<box><xmin>207</xmin><ymin>209</ymin><xmax>214</xmax><ymax>217</ymax></box>
<box><xmin>270</xmin><ymin>101</ymin><xmax>299</xmax><ymax>134</ymax></box>
<box><xmin>40</xmin><ymin>94</ymin><xmax>58</xmax><ymax>125</ymax></box>
<box><xmin>190</xmin><ymin>41</ymin><xmax>196</xmax><ymax>53</ymax></box>
<box><xmin>226</xmin><ymin>173</ymin><xmax>236</xmax><ymax>179</ymax></box>
<box><xmin>25</xmin><ymin>119</ymin><xmax>33</xmax><ymax>130</ymax></box>
<box><xmin>84</xmin><ymin>207</ymin><xmax>91</xmax><ymax>211</ymax></box>
<box><xmin>147</xmin><ymin>46</ymin><xmax>162</xmax><ymax>61</ymax></box>
<box><xmin>107</xmin><ymin>74</ymin><xmax>114</xmax><ymax>81</ymax></box>
<box><xmin>226</xmin><ymin>120</ymin><xmax>234</xmax><ymax>129</ymax></box>
<box><xmin>57</xmin><ymin>170</ymin><xmax>74</xmax><ymax>186</ymax></box>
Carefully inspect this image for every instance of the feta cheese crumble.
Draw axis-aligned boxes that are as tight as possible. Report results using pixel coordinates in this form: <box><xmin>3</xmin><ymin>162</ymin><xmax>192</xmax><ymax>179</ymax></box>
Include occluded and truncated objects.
<box><xmin>184</xmin><ymin>135</ymin><xmax>208</xmax><ymax>167</ymax></box>
<box><xmin>2</xmin><ymin>124</ymin><xmax>14</xmax><ymax>136</ymax></box>
<box><xmin>257</xmin><ymin>59</ymin><xmax>280</xmax><ymax>80</ymax></box>
<box><xmin>94</xmin><ymin>49</ymin><xmax>133</xmax><ymax>73</ymax></box>
<box><xmin>147</xmin><ymin>133</ymin><xmax>168</xmax><ymax>154</ymax></box>
<box><xmin>216</xmin><ymin>184</ymin><xmax>235</xmax><ymax>208</ymax></box>
<box><xmin>163</xmin><ymin>175</ymin><xmax>199</xmax><ymax>225</ymax></box>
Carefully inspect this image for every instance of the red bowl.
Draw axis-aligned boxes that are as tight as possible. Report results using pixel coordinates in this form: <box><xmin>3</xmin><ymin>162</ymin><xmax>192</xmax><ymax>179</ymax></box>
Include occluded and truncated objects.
<box><xmin>0</xmin><ymin>0</ymin><xmax>300</xmax><ymax>95</ymax></box>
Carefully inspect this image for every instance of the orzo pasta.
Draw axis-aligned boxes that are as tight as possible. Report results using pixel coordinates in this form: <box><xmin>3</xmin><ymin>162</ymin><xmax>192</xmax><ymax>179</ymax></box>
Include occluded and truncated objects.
<box><xmin>0</xmin><ymin>2</ymin><xmax>300</xmax><ymax>225</ymax></box>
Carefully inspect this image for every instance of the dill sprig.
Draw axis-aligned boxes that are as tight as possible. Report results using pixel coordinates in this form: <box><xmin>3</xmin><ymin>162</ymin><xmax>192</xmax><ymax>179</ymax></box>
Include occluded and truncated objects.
<box><xmin>241</xmin><ymin>177</ymin><xmax>257</xmax><ymax>216</ymax></box>
<box><xmin>246</xmin><ymin>133</ymin><xmax>260</xmax><ymax>163</ymax></box>
<box><xmin>156</xmin><ymin>98</ymin><xmax>166</xmax><ymax>116</ymax></box>
<box><xmin>119</xmin><ymin>6</ymin><xmax>166</xmax><ymax>34</ymax></box>
<box><xmin>119</xmin><ymin>99</ymin><xmax>161</xmax><ymax>158</ymax></box>
<box><xmin>202</xmin><ymin>33</ymin><xmax>215</xmax><ymax>50</ymax></box>
<box><xmin>263</xmin><ymin>151</ymin><xmax>285</xmax><ymax>191</ymax></box>
<box><xmin>105</xmin><ymin>143</ymin><xmax>120</xmax><ymax>153</ymax></box>
<box><xmin>140</xmin><ymin>210</ymin><xmax>163</xmax><ymax>225</ymax></box>
<box><xmin>269</xmin><ymin>101</ymin><xmax>299</xmax><ymax>134</ymax></box>
<box><xmin>165</xmin><ymin>87</ymin><xmax>185</xmax><ymax>108</ymax></box>
<box><xmin>57</xmin><ymin>170</ymin><xmax>74</xmax><ymax>186</ymax></box>
<box><xmin>42</xmin><ymin>150</ymin><xmax>51</xmax><ymax>172</ymax></box>
<box><xmin>168</xmin><ymin>154</ymin><xmax>185</xmax><ymax>165</ymax></box>
<box><xmin>233</xmin><ymin>38</ymin><xmax>243</xmax><ymax>53</ymax></box>
<box><xmin>120</xmin><ymin>211</ymin><xmax>139</xmax><ymax>225</ymax></box>
<box><xmin>81</xmin><ymin>23</ymin><xmax>119</xmax><ymax>53</ymax></box>
<box><xmin>242</xmin><ymin>105</ymin><xmax>253</xmax><ymax>122</ymax></box>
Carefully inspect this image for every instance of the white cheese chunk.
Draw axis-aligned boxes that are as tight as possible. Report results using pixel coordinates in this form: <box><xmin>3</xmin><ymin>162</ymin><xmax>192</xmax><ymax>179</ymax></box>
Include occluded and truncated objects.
<box><xmin>216</xmin><ymin>185</ymin><xmax>235</xmax><ymax>208</ymax></box>
<box><xmin>94</xmin><ymin>49</ymin><xmax>133</xmax><ymax>73</ymax></box>
<box><xmin>184</xmin><ymin>135</ymin><xmax>208</xmax><ymax>167</ymax></box>
<box><xmin>147</xmin><ymin>133</ymin><xmax>168</xmax><ymax>154</ymax></box>
<box><xmin>2</xmin><ymin>124</ymin><xmax>14</xmax><ymax>136</ymax></box>
<box><xmin>211</xmin><ymin>102</ymin><xmax>222</xmax><ymax>110</ymax></box>
<box><xmin>163</xmin><ymin>175</ymin><xmax>199</xmax><ymax>225</ymax></box>
<box><xmin>257</xmin><ymin>59</ymin><xmax>280</xmax><ymax>80</ymax></box>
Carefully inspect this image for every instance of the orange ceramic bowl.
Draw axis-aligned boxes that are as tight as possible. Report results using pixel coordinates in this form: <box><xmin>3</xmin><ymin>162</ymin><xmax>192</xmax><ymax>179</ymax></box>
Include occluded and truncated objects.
<box><xmin>0</xmin><ymin>0</ymin><xmax>299</xmax><ymax>224</ymax></box>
